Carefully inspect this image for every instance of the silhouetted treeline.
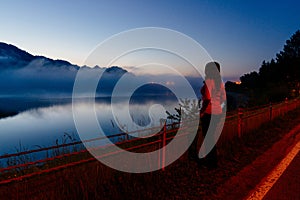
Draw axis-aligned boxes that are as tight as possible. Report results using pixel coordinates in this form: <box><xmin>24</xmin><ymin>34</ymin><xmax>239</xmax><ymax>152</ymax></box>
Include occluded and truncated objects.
<box><xmin>226</xmin><ymin>30</ymin><xmax>300</xmax><ymax>107</ymax></box>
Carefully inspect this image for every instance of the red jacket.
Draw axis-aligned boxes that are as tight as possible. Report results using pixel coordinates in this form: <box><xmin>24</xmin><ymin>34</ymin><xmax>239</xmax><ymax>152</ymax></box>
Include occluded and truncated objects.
<box><xmin>200</xmin><ymin>79</ymin><xmax>226</xmax><ymax>115</ymax></box>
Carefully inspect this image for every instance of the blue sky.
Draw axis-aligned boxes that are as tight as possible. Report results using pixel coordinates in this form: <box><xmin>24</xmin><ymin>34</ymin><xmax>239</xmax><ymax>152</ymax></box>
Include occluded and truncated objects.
<box><xmin>1</xmin><ymin>0</ymin><xmax>299</xmax><ymax>80</ymax></box>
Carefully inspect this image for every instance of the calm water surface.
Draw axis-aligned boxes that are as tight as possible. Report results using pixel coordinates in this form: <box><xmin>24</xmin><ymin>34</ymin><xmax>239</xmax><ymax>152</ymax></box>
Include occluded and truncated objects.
<box><xmin>0</xmin><ymin>97</ymin><xmax>179</xmax><ymax>155</ymax></box>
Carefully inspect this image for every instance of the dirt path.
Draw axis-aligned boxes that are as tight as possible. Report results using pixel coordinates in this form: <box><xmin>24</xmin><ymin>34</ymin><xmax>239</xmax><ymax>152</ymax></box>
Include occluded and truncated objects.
<box><xmin>215</xmin><ymin>123</ymin><xmax>300</xmax><ymax>200</ymax></box>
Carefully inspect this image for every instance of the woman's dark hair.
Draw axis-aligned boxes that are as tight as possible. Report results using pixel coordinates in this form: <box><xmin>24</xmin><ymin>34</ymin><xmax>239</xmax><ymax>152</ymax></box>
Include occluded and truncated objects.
<box><xmin>205</xmin><ymin>61</ymin><xmax>222</xmax><ymax>90</ymax></box>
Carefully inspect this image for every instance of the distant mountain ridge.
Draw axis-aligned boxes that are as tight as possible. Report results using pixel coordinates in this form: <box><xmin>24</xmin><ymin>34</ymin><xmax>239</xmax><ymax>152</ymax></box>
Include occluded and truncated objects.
<box><xmin>0</xmin><ymin>42</ymin><xmax>202</xmax><ymax>98</ymax></box>
<box><xmin>0</xmin><ymin>42</ymin><xmax>130</xmax><ymax>73</ymax></box>
<box><xmin>0</xmin><ymin>42</ymin><xmax>34</xmax><ymax>60</ymax></box>
<box><xmin>0</xmin><ymin>42</ymin><xmax>35</xmax><ymax>69</ymax></box>
<box><xmin>0</xmin><ymin>42</ymin><xmax>82</xmax><ymax>71</ymax></box>
<box><xmin>0</xmin><ymin>42</ymin><xmax>128</xmax><ymax>96</ymax></box>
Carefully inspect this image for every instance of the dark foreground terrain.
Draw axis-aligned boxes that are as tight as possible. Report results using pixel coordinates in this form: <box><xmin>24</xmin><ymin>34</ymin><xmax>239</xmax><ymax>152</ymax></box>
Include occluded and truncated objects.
<box><xmin>0</xmin><ymin>107</ymin><xmax>299</xmax><ymax>200</ymax></box>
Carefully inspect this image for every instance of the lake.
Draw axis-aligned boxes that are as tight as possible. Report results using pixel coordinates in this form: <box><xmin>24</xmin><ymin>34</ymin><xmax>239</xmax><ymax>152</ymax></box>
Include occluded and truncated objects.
<box><xmin>0</xmin><ymin>96</ymin><xmax>180</xmax><ymax>155</ymax></box>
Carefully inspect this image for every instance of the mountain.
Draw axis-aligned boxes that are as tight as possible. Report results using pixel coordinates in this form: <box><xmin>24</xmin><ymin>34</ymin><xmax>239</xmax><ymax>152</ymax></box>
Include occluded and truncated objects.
<box><xmin>0</xmin><ymin>42</ymin><xmax>81</xmax><ymax>71</ymax></box>
<box><xmin>32</xmin><ymin>56</ymin><xmax>80</xmax><ymax>71</ymax></box>
<box><xmin>0</xmin><ymin>42</ymin><xmax>128</xmax><ymax>96</ymax></box>
<box><xmin>0</xmin><ymin>42</ymin><xmax>35</xmax><ymax>69</ymax></box>
<box><xmin>0</xmin><ymin>42</ymin><xmax>202</xmax><ymax>99</ymax></box>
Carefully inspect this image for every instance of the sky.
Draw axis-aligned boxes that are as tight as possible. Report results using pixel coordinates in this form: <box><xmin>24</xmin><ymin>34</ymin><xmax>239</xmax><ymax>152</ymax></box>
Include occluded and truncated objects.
<box><xmin>1</xmin><ymin>0</ymin><xmax>300</xmax><ymax>80</ymax></box>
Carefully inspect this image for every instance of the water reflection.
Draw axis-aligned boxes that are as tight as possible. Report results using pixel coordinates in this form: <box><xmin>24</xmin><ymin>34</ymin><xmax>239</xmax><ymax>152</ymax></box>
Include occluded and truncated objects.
<box><xmin>0</xmin><ymin>97</ymin><xmax>178</xmax><ymax>155</ymax></box>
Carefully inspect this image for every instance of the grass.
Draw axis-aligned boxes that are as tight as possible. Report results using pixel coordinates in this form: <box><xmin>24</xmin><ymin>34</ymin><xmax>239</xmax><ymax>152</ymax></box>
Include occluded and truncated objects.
<box><xmin>0</xmin><ymin>132</ymin><xmax>87</xmax><ymax>181</ymax></box>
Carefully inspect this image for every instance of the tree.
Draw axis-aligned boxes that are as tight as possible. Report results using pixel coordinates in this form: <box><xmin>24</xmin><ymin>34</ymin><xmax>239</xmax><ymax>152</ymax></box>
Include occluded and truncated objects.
<box><xmin>240</xmin><ymin>71</ymin><xmax>260</xmax><ymax>89</ymax></box>
<box><xmin>276</xmin><ymin>30</ymin><xmax>300</xmax><ymax>83</ymax></box>
<box><xmin>226</xmin><ymin>29</ymin><xmax>300</xmax><ymax>106</ymax></box>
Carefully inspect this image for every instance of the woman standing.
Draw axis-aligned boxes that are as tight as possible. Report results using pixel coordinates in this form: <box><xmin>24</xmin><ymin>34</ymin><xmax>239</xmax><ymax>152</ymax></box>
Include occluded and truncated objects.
<box><xmin>189</xmin><ymin>61</ymin><xmax>226</xmax><ymax>168</ymax></box>
<box><xmin>200</xmin><ymin>61</ymin><xmax>226</xmax><ymax>168</ymax></box>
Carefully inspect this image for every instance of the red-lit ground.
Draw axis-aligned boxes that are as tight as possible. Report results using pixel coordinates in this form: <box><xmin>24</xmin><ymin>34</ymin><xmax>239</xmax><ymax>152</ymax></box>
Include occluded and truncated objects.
<box><xmin>262</xmin><ymin>153</ymin><xmax>300</xmax><ymax>200</ymax></box>
<box><xmin>215</xmin><ymin>122</ymin><xmax>300</xmax><ymax>200</ymax></box>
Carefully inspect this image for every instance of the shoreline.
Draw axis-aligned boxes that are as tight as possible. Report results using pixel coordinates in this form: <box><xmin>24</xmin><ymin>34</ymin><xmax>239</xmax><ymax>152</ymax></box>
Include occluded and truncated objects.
<box><xmin>0</xmin><ymin>111</ymin><xmax>18</xmax><ymax>119</ymax></box>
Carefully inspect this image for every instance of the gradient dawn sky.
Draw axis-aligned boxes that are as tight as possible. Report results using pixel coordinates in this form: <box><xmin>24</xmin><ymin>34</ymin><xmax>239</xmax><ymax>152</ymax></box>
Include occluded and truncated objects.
<box><xmin>1</xmin><ymin>0</ymin><xmax>299</xmax><ymax>80</ymax></box>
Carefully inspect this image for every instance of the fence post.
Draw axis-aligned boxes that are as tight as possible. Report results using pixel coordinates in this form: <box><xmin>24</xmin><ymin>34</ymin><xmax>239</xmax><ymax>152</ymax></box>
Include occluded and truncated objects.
<box><xmin>162</xmin><ymin>122</ymin><xmax>166</xmax><ymax>171</ymax></box>
<box><xmin>237</xmin><ymin>108</ymin><xmax>243</xmax><ymax>138</ymax></box>
<box><xmin>269</xmin><ymin>102</ymin><xmax>273</xmax><ymax>121</ymax></box>
<box><xmin>285</xmin><ymin>97</ymin><xmax>288</xmax><ymax>112</ymax></box>
<box><xmin>159</xmin><ymin>119</ymin><xmax>166</xmax><ymax>171</ymax></box>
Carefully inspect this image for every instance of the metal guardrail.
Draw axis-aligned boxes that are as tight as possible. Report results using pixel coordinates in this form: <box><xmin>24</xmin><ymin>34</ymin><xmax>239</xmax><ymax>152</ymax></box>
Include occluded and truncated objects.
<box><xmin>0</xmin><ymin>98</ymin><xmax>299</xmax><ymax>185</ymax></box>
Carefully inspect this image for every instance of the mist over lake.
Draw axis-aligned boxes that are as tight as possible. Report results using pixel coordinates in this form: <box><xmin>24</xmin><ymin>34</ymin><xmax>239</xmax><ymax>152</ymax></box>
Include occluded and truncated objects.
<box><xmin>0</xmin><ymin>96</ymin><xmax>180</xmax><ymax>155</ymax></box>
<box><xmin>0</xmin><ymin>41</ymin><xmax>205</xmax><ymax>157</ymax></box>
